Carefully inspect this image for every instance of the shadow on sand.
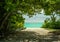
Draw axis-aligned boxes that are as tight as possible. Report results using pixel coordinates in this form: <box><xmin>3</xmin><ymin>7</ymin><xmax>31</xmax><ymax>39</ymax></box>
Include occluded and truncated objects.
<box><xmin>0</xmin><ymin>30</ymin><xmax>60</xmax><ymax>42</ymax></box>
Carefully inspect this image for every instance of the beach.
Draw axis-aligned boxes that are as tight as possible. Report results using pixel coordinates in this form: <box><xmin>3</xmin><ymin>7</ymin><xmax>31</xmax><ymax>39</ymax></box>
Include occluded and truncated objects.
<box><xmin>21</xmin><ymin>28</ymin><xmax>50</xmax><ymax>35</ymax></box>
<box><xmin>3</xmin><ymin>28</ymin><xmax>60</xmax><ymax>42</ymax></box>
<box><xmin>20</xmin><ymin>28</ymin><xmax>60</xmax><ymax>42</ymax></box>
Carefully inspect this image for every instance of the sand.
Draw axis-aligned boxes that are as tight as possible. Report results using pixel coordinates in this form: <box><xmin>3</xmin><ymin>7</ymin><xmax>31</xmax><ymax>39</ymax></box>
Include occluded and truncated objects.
<box><xmin>21</xmin><ymin>28</ymin><xmax>50</xmax><ymax>35</ymax></box>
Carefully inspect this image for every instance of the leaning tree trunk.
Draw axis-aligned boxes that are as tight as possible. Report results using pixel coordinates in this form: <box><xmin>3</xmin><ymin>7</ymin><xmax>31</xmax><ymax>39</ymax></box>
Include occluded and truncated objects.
<box><xmin>0</xmin><ymin>12</ymin><xmax>11</xmax><ymax>39</ymax></box>
<box><xmin>0</xmin><ymin>13</ymin><xmax>11</xmax><ymax>29</ymax></box>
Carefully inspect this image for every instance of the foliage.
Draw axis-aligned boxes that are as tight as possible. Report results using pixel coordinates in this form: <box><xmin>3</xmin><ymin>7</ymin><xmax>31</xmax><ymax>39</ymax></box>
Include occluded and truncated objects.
<box><xmin>0</xmin><ymin>0</ymin><xmax>60</xmax><ymax>39</ymax></box>
<box><xmin>42</xmin><ymin>14</ymin><xmax>60</xmax><ymax>29</ymax></box>
<box><xmin>0</xmin><ymin>0</ymin><xmax>25</xmax><ymax>39</ymax></box>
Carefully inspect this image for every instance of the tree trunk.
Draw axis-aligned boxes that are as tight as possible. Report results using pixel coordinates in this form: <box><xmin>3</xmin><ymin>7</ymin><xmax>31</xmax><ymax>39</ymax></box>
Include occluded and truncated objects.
<box><xmin>0</xmin><ymin>13</ymin><xmax>11</xmax><ymax>29</ymax></box>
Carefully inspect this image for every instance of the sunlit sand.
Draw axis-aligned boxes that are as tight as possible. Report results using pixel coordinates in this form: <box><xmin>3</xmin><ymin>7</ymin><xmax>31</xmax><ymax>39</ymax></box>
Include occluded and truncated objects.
<box><xmin>22</xmin><ymin>28</ymin><xmax>50</xmax><ymax>35</ymax></box>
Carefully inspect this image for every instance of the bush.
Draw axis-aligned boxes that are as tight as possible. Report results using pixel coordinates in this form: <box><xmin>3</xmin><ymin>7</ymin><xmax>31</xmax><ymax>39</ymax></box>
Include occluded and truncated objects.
<box><xmin>42</xmin><ymin>14</ymin><xmax>60</xmax><ymax>29</ymax></box>
<box><xmin>42</xmin><ymin>20</ymin><xmax>60</xmax><ymax>29</ymax></box>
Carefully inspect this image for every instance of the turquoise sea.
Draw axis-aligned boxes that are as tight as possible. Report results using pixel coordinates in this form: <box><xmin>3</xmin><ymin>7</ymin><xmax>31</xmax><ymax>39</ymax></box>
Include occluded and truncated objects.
<box><xmin>24</xmin><ymin>22</ymin><xmax>43</xmax><ymax>28</ymax></box>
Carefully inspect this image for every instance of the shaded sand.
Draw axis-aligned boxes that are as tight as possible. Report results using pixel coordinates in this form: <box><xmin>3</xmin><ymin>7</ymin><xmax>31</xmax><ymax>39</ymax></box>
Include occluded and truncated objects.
<box><xmin>21</xmin><ymin>28</ymin><xmax>50</xmax><ymax>35</ymax></box>
<box><xmin>3</xmin><ymin>28</ymin><xmax>60</xmax><ymax>42</ymax></box>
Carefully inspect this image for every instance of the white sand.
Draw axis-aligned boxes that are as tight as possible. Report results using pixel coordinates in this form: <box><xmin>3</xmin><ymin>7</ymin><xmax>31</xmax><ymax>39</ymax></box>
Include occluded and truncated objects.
<box><xmin>22</xmin><ymin>28</ymin><xmax>50</xmax><ymax>35</ymax></box>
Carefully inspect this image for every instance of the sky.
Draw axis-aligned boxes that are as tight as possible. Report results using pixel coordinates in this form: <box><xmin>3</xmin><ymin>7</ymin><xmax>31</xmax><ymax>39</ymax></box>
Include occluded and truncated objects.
<box><xmin>23</xmin><ymin>10</ymin><xmax>50</xmax><ymax>23</ymax></box>
<box><xmin>23</xmin><ymin>10</ymin><xmax>59</xmax><ymax>23</ymax></box>
<box><xmin>23</xmin><ymin>14</ymin><xmax>50</xmax><ymax>23</ymax></box>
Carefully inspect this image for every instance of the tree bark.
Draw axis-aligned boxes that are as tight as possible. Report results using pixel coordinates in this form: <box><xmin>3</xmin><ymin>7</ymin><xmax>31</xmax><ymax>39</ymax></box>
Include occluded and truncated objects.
<box><xmin>0</xmin><ymin>12</ymin><xmax>11</xmax><ymax>29</ymax></box>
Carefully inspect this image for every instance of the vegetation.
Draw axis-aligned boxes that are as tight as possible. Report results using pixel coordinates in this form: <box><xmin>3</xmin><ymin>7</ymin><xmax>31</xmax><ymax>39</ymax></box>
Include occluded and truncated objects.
<box><xmin>42</xmin><ymin>14</ymin><xmax>60</xmax><ymax>29</ymax></box>
<box><xmin>0</xmin><ymin>0</ymin><xmax>60</xmax><ymax>40</ymax></box>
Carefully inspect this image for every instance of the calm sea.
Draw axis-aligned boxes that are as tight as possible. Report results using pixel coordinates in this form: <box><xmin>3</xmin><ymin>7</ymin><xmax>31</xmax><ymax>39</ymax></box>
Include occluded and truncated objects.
<box><xmin>24</xmin><ymin>22</ymin><xmax>43</xmax><ymax>28</ymax></box>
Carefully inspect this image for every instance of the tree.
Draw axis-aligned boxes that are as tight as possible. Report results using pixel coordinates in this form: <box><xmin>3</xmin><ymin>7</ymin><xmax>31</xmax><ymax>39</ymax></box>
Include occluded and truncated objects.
<box><xmin>42</xmin><ymin>14</ymin><xmax>60</xmax><ymax>29</ymax></box>
<box><xmin>0</xmin><ymin>0</ymin><xmax>60</xmax><ymax>39</ymax></box>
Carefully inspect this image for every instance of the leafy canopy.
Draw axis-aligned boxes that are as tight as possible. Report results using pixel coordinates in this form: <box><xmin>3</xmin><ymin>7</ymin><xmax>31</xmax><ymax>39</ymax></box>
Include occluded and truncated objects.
<box><xmin>0</xmin><ymin>0</ymin><xmax>60</xmax><ymax>39</ymax></box>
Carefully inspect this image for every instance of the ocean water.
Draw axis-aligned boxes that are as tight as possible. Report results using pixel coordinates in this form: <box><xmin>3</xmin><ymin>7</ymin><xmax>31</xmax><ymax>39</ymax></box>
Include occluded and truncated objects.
<box><xmin>24</xmin><ymin>22</ymin><xmax>43</xmax><ymax>28</ymax></box>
